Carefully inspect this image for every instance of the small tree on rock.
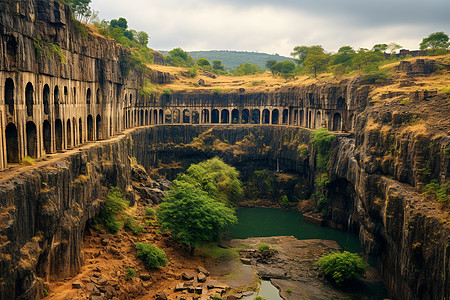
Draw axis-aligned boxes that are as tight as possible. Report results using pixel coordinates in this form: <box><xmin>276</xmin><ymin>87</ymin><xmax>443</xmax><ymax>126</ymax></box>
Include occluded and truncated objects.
<box><xmin>420</xmin><ymin>32</ymin><xmax>450</xmax><ymax>55</ymax></box>
<box><xmin>157</xmin><ymin>180</ymin><xmax>237</xmax><ymax>254</ymax></box>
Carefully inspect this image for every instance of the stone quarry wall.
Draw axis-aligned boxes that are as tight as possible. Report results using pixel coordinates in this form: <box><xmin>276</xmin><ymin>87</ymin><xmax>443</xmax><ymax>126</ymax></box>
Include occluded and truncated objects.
<box><xmin>0</xmin><ymin>134</ymin><xmax>133</xmax><ymax>300</ymax></box>
<box><xmin>130</xmin><ymin>124</ymin><xmax>450</xmax><ymax>300</ymax></box>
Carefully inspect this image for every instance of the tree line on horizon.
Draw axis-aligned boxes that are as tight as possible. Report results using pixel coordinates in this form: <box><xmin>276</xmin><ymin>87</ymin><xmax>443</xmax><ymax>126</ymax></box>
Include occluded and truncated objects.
<box><xmin>64</xmin><ymin>1</ymin><xmax>449</xmax><ymax>81</ymax></box>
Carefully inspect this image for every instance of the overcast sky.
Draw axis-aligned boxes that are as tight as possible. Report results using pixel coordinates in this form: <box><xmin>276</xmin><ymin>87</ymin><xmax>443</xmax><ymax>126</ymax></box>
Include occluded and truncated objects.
<box><xmin>90</xmin><ymin>0</ymin><xmax>450</xmax><ymax>56</ymax></box>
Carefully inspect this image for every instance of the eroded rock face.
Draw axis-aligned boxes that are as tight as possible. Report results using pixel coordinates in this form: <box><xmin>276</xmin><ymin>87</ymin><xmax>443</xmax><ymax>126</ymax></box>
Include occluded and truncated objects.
<box><xmin>129</xmin><ymin>124</ymin><xmax>449</xmax><ymax>300</ymax></box>
<box><xmin>0</xmin><ymin>135</ymin><xmax>133</xmax><ymax>300</ymax></box>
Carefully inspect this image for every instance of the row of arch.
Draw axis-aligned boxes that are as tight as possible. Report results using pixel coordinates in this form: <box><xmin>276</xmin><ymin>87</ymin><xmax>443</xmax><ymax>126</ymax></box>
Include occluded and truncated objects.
<box><xmin>3</xmin><ymin>78</ymin><xmax>135</xmax><ymax>118</ymax></box>
<box><xmin>122</xmin><ymin>107</ymin><xmax>343</xmax><ymax>131</ymax></box>
<box><xmin>4</xmin><ymin>114</ymin><xmax>102</xmax><ymax>163</ymax></box>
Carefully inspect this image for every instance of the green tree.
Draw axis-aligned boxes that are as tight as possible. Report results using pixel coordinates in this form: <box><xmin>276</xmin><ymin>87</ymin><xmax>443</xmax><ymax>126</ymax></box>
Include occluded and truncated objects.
<box><xmin>265</xmin><ymin>59</ymin><xmax>277</xmax><ymax>70</ymax></box>
<box><xmin>387</xmin><ymin>42</ymin><xmax>402</xmax><ymax>54</ymax></box>
<box><xmin>330</xmin><ymin>46</ymin><xmax>356</xmax><ymax>67</ymax></box>
<box><xmin>166</xmin><ymin>47</ymin><xmax>194</xmax><ymax>67</ymax></box>
<box><xmin>110</xmin><ymin>17</ymin><xmax>128</xmax><ymax>30</ymax></box>
<box><xmin>196</xmin><ymin>58</ymin><xmax>211</xmax><ymax>68</ymax></box>
<box><xmin>351</xmin><ymin>48</ymin><xmax>384</xmax><ymax>72</ymax></box>
<box><xmin>372</xmin><ymin>43</ymin><xmax>388</xmax><ymax>53</ymax></box>
<box><xmin>233</xmin><ymin>63</ymin><xmax>264</xmax><ymax>76</ymax></box>
<box><xmin>177</xmin><ymin>157</ymin><xmax>243</xmax><ymax>204</ymax></box>
<box><xmin>270</xmin><ymin>60</ymin><xmax>296</xmax><ymax>80</ymax></box>
<box><xmin>291</xmin><ymin>45</ymin><xmax>310</xmax><ymax>65</ymax></box>
<box><xmin>420</xmin><ymin>32</ymin><xmax>450</xmax><ymax>55</ymax></box>
<box><xmin>303</xmin><ymin>45</ymin><xmax>329</xmax><ymax>78</ymax></box>
<box><xmin>317</xmin><ymin>251</ymin><xmax>368</xmax><ymax>286</ymax></box>
<box><xmin>135</xmin><ymin>31</ymin><xmax>149</xmax><ymax>46</ymax></box>
<box><xmin>213</xmin><ymin>60</ymin><xmax>224</xmax><ymax>71</ymax></box>
<box><xmin>66</xmin><ymin>0</ymin><xmax>92</xmax><ymax>22</ymax></box>
<box><xmin>157</xmin><ymin>180</ymin><xmax>237</xmax><ymax>254</ymax></box>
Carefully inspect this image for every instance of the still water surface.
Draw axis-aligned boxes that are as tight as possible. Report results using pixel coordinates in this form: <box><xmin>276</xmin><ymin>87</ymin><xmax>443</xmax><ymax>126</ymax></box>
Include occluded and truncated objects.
<box><xmin>229</xmin><ymin>207</ymin><xmax>387</xmax><ymax>300</ymax></box>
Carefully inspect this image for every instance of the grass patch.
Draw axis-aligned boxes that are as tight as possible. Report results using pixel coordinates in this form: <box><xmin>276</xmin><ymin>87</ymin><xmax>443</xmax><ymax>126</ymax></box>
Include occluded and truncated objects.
<box><xmin>126</xmin><ymin>267</ymin><xmax>136</xmax><ymax>280</ymax></box>
<box><xmin>199</xmin><ymin>244</ymin><xmax>239</xmax><ymax>261</ymax></box>
<box><xmin>124</xmin><ymin>217</ymin><xmax>144</xmax><ymax>235</ymax></box>
<box><xmin>21</xmin><ymin>156</ymin><xmax>35</xmax><ymax>166</ymax></box>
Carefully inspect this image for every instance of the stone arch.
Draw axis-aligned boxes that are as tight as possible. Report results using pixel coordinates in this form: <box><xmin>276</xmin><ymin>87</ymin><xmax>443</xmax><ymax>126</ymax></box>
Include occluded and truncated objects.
<box><xmin>145</xmin><ymin>110</ymin><xmax>149</xmax><ymax>125</ymax></box>
<box><xmin>96</xmin><ymin>115</ymin><xmax>102</xmax><ymax>139</ymax></box>
<box><xmin>211</xmin><ymin>109</ymin><xmax>219</xmax><ymax>124</ymax></box>
<box><xmin>251</xmin><ymin>109</ymin><xmax>260</xmax><ymax>124</ymax></box>
<box><xmin>231</xmin><ymin>109</ymin><xmax>239</xmax><ymax>124</ymax></box>
<box><xmin>86</xmin><ymin>88</ymin><xmax>91</xmax><ymax>105</ymax></box>
<box><xmin>67</xmin><ymin>119</ymin><xmax>72</xmax><ymax>148</ymax></box>
<box><xmin>262</xmin><ymin>109</ymin><xmax>270</xmax><ymax>124</ymax></box>
<box><xmin>72</xmin><ymin>118</ymin><xmax>77</xmax><ymax>146</ymax></box>
<box><xmin>174</xmin><ymin>109</ymin><xmax>181</xmax><ymax>123</ymax></box>
<box><xmin>79</xmin><ymin>118</ymin><xmax>83</xmax><ymax>144</ymax></box>
<box><xmin>43</xmin><ymin>120</ymin><xmax>51</xmax><ymax>154</ymax></box>
<box><xmin>6</xmin><ymin>37</ymin><xmax>18</xmax><ymax>68</ymax></box>
<box><xmin>241</xmin><ymin>109</ymin><xmax>249</xmax><ymax>124</ymax></box>
<box><xmin>337</xmin><ymin>97</ymin><xmax>345</xmax><ymax>108</ymax></box>
<box><xmin>55</xmin><ymin>119</ymin><xmax>63</xmax><ymax>151</ymax></box>
<box><xmin>221</xmin><ymin>109</ymin><xmax>230</xmax><ymax>124</ymax></box>
<box><xmin>183</xmin><ymin>109</ymin><xmax>190</xmax><ymax>123</ymax></box>
<box><xmin>333</xmin><ymin>113</ymin><xmax>342</xmax><ymax>131</ymax></box>
<box><xmin>25</xmin><ymin>82</ymin><xmax>34</xmax><ymax>117</ymax></box>
<box><xmin>153</xmin><ymin>110</ymin><xmax>158</xmax><ymax>124</ymax></box>
<box><xmin>87</xmin><ymin>115</ymin><xmax>94</xmax><ymax>141</ymax></box>
<box><xmin>192</xmin><ymin>110</ymin><xmax>199</xmax><ymax>124</ymax></box>
<box><xmin>201</xmin><ymin>109</ymin><xmax>209</xmax><ymax>124</ymax></box>
<box><xmin>293</xmin><ymin>109</ymin><xmax>298</xmax><ymax>125</ymax></box>
<box><xmin>165</xmin><ymin>109</ymin><xmax>172</xmax><ymax>124</ymax></box>
<box><xmin>54</xmin><ymin>85</ymin><xmax>60</xmax><ymax>114</ymax></box>
<box><xmin>272</xmin><ymin>109</ymin><xmax>279</xmax><ymax>125</ymax></box>
<box><xmin>316</xmin><ymin>111</ymin><xmax>321</xmax><ymax>128</ymax></box>
<box><xmin>5</xmin><ymin>123</ymin><xmax>19</xmax><ymax>163</ymax></box>
<box><xmin>308</xmin><ymin>111</ymin><xmax>312</xmax><ymax>128</ymax></box>
<box><xmin>140</xmin><ymin>110</ymin><xmax>144</xmax><ymax>126</ymax></box>
<box><xmin>96</xmin><ymin>88</ymin><xmax>101</xmax><ymax>104</ymax></box>
<box><xmin>43</xmin><ymin>84</ymin><xmax>50</xmax><ymax>115</ymax></box>
<box><xmin>26</xmin><ymin>121</ymin><xmax>37</xmax><ymax>158</ymax></box>
<box><xmin>5</xmin><ymin>78</ymin><xmax>14</xmax><ymax>115</ymax></box>
<box><xmin>299</xmin><ymin>110</ymin><xmax>304</xmax><ymax>126</ymax></box>
<box><xmin>73</xmin><ymin>87</ymin><xmax>77</xmax><ymax>104</ymax></box>
<box><xmin>282</xmin><ymin>109</ymin><xmax>289</xmax><ymax>125</ymax></box>
<box><xmin>64</xmin><ymin>86</ymin><xmax>68</xmax><ymax>100</ymax></box>
<box><xmin>159</xmin><ymin>109</ymin><xmax>164</xmax><ymax>124</ymax></box>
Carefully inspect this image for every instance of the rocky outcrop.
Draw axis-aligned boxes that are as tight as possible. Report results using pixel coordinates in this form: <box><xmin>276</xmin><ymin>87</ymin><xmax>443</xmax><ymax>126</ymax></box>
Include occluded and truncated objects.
<box><xmin>0</xmin><ymin>135</ymin><xmax>133</xmax><ymax>300</ymax></box>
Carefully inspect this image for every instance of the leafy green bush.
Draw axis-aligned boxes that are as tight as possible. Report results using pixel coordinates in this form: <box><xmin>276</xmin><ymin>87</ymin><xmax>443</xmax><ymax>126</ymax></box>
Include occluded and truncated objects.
<box><xmin>99</xmin><ymin>187</ymin><xmax>129</xmax><ymax>233</ymax></box>
<box><xmin>285</xmin><ymin>288</ymin><xmax>292</xmax><ymax>294</ymax></box>
<box><xmin>280</xmin><ymin>195</ymin><xmax>290</xmax><ymax>208</ymax></box>
<box><xmin>317</xmin><ymin>251</ymin><xmax>368</xmax><ymax>286</ymax></box>
<box><xmin>258</xmin><ymin>243</ymin><xmax>270</xmax><ymax>252</ymax></box>
<box><xmin>255</xmin><ymin>297</ymin><xmax>267</xmax><ymax>300</ymax></box>
<box><xmin>135</xmin><ymin>243</ymin><xmax>168</xmax><ymax>269</ymax></box>
<box><xmin>126</xmin><ymin>267</ymin><xmax>136</xmax><ymax>280</ymax></box>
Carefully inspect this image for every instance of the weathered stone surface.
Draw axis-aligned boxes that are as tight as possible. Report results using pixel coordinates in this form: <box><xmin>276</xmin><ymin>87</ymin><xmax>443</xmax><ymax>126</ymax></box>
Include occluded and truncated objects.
<box><xmin>182</xmin><ymin>271</ymin><xmax>196</xmax><ymax>281</ymax></box>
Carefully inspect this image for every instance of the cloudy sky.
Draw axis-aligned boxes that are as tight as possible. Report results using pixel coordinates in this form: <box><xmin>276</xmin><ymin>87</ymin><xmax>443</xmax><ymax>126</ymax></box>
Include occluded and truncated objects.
<box><xmin>90</xmin><ymin>0</ymin><xmax>450</xmax><ymax>56</ymax></box>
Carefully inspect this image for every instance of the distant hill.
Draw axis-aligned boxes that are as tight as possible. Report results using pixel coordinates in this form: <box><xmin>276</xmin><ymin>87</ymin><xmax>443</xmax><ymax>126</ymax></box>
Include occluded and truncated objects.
<box><xmin>189</xmin><ymin>50</ymin><xmax>294</xmax><ymax>70</ymax></box>
<box><xmin>159</xmin><ymin>50</ymin><xmax>294</xmax><ymax>70</ymax></box>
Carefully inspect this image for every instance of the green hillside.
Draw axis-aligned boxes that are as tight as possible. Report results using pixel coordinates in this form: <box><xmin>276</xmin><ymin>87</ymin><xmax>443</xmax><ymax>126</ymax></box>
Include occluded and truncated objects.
<box><xmin>189</xmin><ymin>50</ymin><xmax>294</xmax><ymax>69</ymax></box>
<box><xmin>160</xmin><ymin>50</ymin><xmax>294</xmax><ymax>70</ymax></box>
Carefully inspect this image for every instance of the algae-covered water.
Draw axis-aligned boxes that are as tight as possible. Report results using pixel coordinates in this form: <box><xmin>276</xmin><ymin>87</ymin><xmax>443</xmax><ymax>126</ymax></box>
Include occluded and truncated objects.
<box><xmin>229</xmin><ymin>207</ymin><xmax>362</xmax><ymax>253</ymax></box>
